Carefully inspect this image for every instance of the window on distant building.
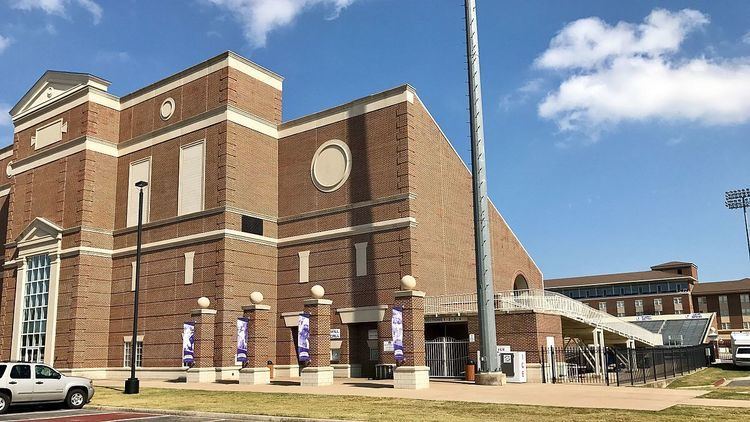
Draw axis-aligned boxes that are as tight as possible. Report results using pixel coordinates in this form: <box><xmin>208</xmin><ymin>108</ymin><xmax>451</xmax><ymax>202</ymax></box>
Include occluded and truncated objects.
<box><xmin>635</xmin><ymin>299</ymin><xmax>644</xmax><ymax>316</ymax></box>
<box><xmin>127</xmin><ymin>158</ymin><xmax>151</xmax><ymax>227</ymax></box>
<box><xmin>599</xmin><ymin>302</ymin><xmax>607</xmax><ymax>313</ymax></box>
<box><xmin>697</xmin><ymin>296</ymin><xmax>708</xmax><ymax>313</ymax></box>
<box><xmin>673</xmin><ymin>297</ymin><xmax>683</xmax><ymax>314</ymax></box>
<box><xmin>654</xmin><ymin>298</ymin><xmax>663</xmax><ymax>315</ymax></box>
<box><xmin>178</xmin><ymin>141</ymin><xmax>206</xmax><ymax>216</ymax></box>
<box><xmin>719</xmin><ymin>295</ymin><xmax>729</xmax><ymax>317</ymax></box>
<box><xmin>741</xmin><ymin>294</ymin><xmax>750</xmax><ymax>316</ymax></box>
<box><xmin>123</xmin><ymin>339</ymin><xmax>143</xmax><ymax>368</ymax></box>
<box><xmin>616</xmin><ymin>301</ymin><xmax>625</xmax><ymax>317</ymax></box>
<box><xmin>743</xmin><ymin>322</ymin><xmax>750</xmax><ymax>330</ymax></box>
<box><xmin>721</xmin><ymin>322</ymin><xmax>731</xmax><ymax>330</ymax></box>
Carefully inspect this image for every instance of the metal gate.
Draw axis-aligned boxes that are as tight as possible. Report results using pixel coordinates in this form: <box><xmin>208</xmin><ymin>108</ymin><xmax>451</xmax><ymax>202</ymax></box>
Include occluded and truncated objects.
<box><xmin>425</xmin><ymin>337</ymin><xmax>469</xmax><ymax>378</ymax></box>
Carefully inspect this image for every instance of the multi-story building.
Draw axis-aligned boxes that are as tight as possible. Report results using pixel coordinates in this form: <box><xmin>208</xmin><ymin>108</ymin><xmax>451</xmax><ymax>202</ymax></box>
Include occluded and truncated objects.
<box><xmin>692</xmin><ymin>278</ymin><xmax>750</xmax><ymax>343</ymax></box>
<box><xmin>0</xmin><ymin>51</ymin><xmax>544</xmax><ymax>380</ymax></box>
<box><xmin>545</xmin><ymin>261</ymin><xmax>698</xmax><ymax>317</ymax></box>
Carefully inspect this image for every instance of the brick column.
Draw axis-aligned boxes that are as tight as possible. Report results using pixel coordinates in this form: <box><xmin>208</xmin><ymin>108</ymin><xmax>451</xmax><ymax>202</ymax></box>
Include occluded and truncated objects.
<box><xmin>186</xmin><ymin>298</ymin><xmax>217</xmax><ymax>383</ymax></box>
<box><xmin>240</xmin><ymin>292</ymin><xmax>272</xmax><ymax>384</ymax></box>
<box><xmin>300</xmin><ymin>285</ymin><xmax>334</xmax><ymax>386</ymax></box>
<box><xmin>393</xmin><ymin>275</ymin><xmax>429</xmax><ymax>389</ymax></box>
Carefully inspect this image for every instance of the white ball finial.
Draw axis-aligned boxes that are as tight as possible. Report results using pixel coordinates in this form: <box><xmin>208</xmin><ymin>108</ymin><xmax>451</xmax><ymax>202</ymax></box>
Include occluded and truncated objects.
<box><xmin>311</xmin><ymin>284</ymin><xmax>325</xmax><ymax>299</ymax></box>
<box><xmin>250</xmin><ymin>291</ymin><xmax>264</xmax><ymax>304</ymax></box>
<box><xmin>197</xmin><ymin>296</ymin><xmax>210</xmax><ymax>309</ymax></box>
<box><xmin>401</xmin><ymin>275</ymin><xmax>416</xmax><ymax>291</ymax></box>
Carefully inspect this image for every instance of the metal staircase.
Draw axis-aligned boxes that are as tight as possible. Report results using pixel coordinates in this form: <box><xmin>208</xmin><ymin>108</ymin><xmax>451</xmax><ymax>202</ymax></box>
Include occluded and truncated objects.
<box><xmin>425</xmin><ymin>289</ymin><xmax>664</xmax><ymax>346</ymax></box>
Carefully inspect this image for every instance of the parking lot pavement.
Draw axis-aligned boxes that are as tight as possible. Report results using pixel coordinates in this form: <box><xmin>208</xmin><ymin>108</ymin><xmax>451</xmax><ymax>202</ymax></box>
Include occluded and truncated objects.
<box><xmin>0</xmin><ymin>406</ymin><xmax>244</xmax><ymax>421</ymax></box>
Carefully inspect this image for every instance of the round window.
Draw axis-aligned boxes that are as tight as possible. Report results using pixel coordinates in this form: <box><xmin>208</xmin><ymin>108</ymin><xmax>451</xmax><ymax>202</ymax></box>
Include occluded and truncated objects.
<box><xmin>160</xmin><ymin>98</ymin><xmax>175</xmax><ymax>120</ymax></box>
<box><xmin>310</xmin><ymin>140</ymin><xmax>352</xmax><ymax>193</ymax></box>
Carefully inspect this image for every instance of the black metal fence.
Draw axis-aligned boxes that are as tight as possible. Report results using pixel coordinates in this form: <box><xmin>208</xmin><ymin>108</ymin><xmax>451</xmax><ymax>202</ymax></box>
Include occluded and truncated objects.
<box><xmin>540</xmin><ymin>344</ymin><xmax>711</xmax><ymax>386</ymax></box>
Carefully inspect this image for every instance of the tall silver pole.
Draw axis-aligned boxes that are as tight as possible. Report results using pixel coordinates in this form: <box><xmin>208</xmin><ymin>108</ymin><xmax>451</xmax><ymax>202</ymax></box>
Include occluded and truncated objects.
<box><xmin>464</xmin><ymin>0</ymin><xmax>499</xmax><ymax>373</ymax></box>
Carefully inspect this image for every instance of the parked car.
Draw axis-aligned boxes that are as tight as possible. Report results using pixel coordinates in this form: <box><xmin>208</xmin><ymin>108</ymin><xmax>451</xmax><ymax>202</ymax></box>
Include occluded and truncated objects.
<box><xmin>0</xmin><ymin>362</ymin><xmax>94</xmax><ymax>414</ymax></box>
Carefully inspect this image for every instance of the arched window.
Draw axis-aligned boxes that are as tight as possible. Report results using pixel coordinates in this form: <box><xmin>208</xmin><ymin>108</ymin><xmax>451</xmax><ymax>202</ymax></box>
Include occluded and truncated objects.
<box><xmin>513</xmin><ymin>274</ymin><xmax>529</xmax><ymax>292</ymax></box>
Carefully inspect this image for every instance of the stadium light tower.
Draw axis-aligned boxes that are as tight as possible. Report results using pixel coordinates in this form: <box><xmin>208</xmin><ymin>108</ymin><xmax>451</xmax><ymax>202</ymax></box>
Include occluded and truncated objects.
<box><xmin>725</xmin><ymin>188</ymin><xmax>750</xmax><ymax>262</ymax></box>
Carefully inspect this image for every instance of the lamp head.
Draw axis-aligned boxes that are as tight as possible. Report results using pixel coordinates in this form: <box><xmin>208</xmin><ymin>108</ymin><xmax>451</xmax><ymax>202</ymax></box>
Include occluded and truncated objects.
<box><xmin>135</xmin><ymin>181</ymin><xmax>148</xmax><ymax>188</ymax></box>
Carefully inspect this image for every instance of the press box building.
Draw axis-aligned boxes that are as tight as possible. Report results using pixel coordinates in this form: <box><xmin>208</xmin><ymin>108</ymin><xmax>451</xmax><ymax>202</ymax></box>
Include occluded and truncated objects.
<box><xmin>0</xmin><ymin>52</ymin><xmax>549</xmax><ymax>380</ymax></box>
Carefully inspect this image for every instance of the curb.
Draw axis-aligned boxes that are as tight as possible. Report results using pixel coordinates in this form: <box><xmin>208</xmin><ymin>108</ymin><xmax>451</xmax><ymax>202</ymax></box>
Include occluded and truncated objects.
<box><xmin>89</xmin><ymin>405</ymin><xmax>353</xmax><ymax>422</ymax></box>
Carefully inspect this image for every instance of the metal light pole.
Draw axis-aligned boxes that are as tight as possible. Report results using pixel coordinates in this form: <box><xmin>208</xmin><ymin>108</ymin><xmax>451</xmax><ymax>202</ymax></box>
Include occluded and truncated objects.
<box><xmin>125</xmin><ymin>180</ymin><xmax>148</xmax><ymax>395</ymax></box>
<box><xmin>464</xmin><ymin>0</ymin><xmax>499</xmax><ymax>375</ymax></box>
<box><xmin>725</xmin><ymin>188</ymin><xmax>750</xmax><ymax>262</ymax></box>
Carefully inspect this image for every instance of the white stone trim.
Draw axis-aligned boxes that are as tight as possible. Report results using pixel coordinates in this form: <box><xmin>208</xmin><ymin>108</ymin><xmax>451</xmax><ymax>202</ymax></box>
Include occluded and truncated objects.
<box><xmin>130</xmin><ymin>261</ymin><xmax>137</xmax><ymax>291</ymax></box>
<box><xmin>9</xmin><ymin>136</ymin><xmax>118</xmax><ymax>176</ymax></box>
<box><xmin>336</xmin><ymin>305</ymin><xmax>388</xmax><ymax>324</ymax></box>
<box><xmin>0</xmin><ymin>149</ymin><xmax>12</xmax><ymax>161</ymax></box>
<box><xmin>14</xmin><ymin>88</ymin><xmax>119</xmax><ymax>132</ymax></box>
<box><xmin>280</xmin><ymin>217</ymin><xmax>417</xmax><ymax>247</ymax></box>
<box><xmin>227</xmin><ymin>54</ymin><xmax>283</xmax><ymax>91</ymax></box>
<box><xmin>281</xmin><ymin>312</ymin><xmax>301</xmax><ymax>328</ymax></box>
<box><xmin>0</xmin><ymin>187</ymin><xmax>9</xmax><ymax>197</ymax></box>
<box><xmin>184</xmin><ymin>251</ymin><xmax>195</xmax><ymax>285</ymax></box>
<box><xmin>298</xmin><ymin>251</ymin><xmax>310</xmax><ymax>283</ymax></box>
<box><xmin>279</xmin><ymin>89</ymin><xmax>414</xmax><ymax>138</ymax></box>
<box><xmin>278</xmin><ymin>192</ymin><xmax>414</xmax><ymax>223</ymax></box>
<box><xmin>355</xmin><ymin>242</ymin><xmax>367</xmax><ymax>277</ymax></box>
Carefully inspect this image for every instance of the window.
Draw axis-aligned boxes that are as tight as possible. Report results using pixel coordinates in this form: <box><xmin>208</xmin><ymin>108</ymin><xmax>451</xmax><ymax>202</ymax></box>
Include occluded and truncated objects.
<box><xmin>673</xmin><ymin>297</ymin><xmax>683</xmax><ymax>314</ymax></box>
<box><xmin>743</xmin><ymin>322</ymin><xmax>750</xmax><ymax>330</ymax></box>
<box><xmin>20</xmin><ymin>254</ymin><xmax>50</xmax><ymax>363</ymax></box>
<box><xmin>635</xmin><ymin>299</ymin><xmax>644</xmax><ymax>316</ymax></box>
<box><xmin>298</xmin><ymin>251</ymin><xmax>310</xmax><ymax>283</ymax></box>
<box><xmin>124</xmin><ymin>340</ymin><xmax>143</xmax><ymax>368</ymax></box>
<box><xmin>241</xmin><ymin>215</ymin><xmax>263</xmax><ymax>235</ymax></box>
<box><xmin>616</xmin><ymin>301</ymin><xmax>625</xmax><ymax>317</ymax></box>
<box><xmin>127</xmin><ymin>158</ymin><xmax>151</xmax><ymax>226</ymax></box>
<box><xmin>719</xmin><ymin>295</ymin><xmax>729</xmax><ymax>317</ymax></box>
<box><xmin>721</xmin><ymin>322</ymin><xmax>731</xmax><ymax>330</ymax></box>
<box><xmin>741</xmin><ymin>294</ymin><xmax>750</xmax><ymax>316</ymax></box>
<box><xmin>598</xmin><ymin>302</ymin><xmax>607</xmax><ymax>313</ymax></box>
<box><xmin>0</xmin><ymin>365</ymin><xmax>6</xmax><ymax>378</ymax></box>
<box><xmin>355</xmin><ymin>242</ymin><xmax>367</xmax><ymax>277</ymax></box>
<box><xmin>35</xmin><ymin>365</ymin><xmax>60</xmax><ymax>379</ymax></box>
<box><xmin>10</xmin><ymin>364</ymin><xmax>31</xmax><ymax>379</ymax></box>
<box><xmin>697</xmin><ymin>296</ymin><xmax>708</xmax><ymax>313</ymax></box>
<box><xmin>178</xmin><ymin>141</ymin><xmax>205</xmax><ymax>215</ymax></box>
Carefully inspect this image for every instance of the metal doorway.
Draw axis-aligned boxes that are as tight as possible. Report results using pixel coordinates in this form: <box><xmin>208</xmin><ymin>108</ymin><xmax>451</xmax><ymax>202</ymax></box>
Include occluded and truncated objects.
<box><xmin>425</xmin><ymin>337</ymin><xmax>469</xmax><ymax>378</ymax></box>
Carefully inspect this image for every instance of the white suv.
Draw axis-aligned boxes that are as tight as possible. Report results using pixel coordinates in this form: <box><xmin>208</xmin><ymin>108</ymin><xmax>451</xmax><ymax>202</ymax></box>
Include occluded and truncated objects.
<box><xmin>0</xmin><ymin>362</ymin><xmax>95</xmax><ymax>414</ymax></box>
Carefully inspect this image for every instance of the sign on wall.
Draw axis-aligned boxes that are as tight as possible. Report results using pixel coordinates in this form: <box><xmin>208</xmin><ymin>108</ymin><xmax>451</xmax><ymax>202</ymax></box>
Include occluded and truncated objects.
<box><xmin>391</xmin><ymin>306</ymin><xmax>404</xmax><ymax>363</ymax></box>
<box><xmin>182</xmin><ymin>322</ymin><xmax>195</xmax><ymax>366</ymax></box>
<box><xmin>298</xmin><ymin>313</ymin><xmax>311</xmax><ymax>362</ymax></box>
<box><xmin>236</xmin><ymin>317</ymin><xmax>248</xmax><ymax>363</ymax></box>
<box><xmin>330</xmin><ymin>328</ymin><xmax>341</xmax><ymax>339</ymax></box>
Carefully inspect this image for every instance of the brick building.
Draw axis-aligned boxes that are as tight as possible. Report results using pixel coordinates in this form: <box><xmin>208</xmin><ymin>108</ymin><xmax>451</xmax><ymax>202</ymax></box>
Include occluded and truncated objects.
<box><xmin>692</xmin><ymin>278</ymin><xmax>750</xmax><ymax>343</ymax></box>
<box><xmin>545</xmin><ymin>261</ymin><xmax>698</xmax><ymax>317</ymax></box>
<box><xmin>0</xmin><ymin>51</ymin><xmax>544</xmax><ymax>380</ymax></box>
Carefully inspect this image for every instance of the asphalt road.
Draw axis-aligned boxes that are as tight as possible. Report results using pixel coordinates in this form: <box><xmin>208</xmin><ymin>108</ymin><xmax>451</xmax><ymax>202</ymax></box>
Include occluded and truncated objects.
<box><xmin>0</xmin><ymin>406</ymin><xmax>243</xmax><ymax>421</ymax></box>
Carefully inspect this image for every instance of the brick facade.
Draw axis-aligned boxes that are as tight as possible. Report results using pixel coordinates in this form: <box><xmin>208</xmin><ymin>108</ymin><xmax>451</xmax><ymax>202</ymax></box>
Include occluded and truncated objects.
<box><xmin>0</xmin><ymin>52</ymin><xmax>544</xmax><ymax>378</ymax></box>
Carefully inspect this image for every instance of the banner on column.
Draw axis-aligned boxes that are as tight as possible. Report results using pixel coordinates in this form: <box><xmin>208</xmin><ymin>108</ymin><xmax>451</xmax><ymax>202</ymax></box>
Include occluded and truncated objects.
<box><xmin>392</xmin><ymin>306</ymin><xmax>404</xmax><ymax>363</ymax></box>
<box><xmin>236</xmin><ymin>317</ymin><xmax>249</xmax><ymax>363</ymax></box>
<box><xmin>182</xmin><ymin>322</ymin><xmax>195</xmax><ymax>366</ymax></box>
<box><xmin>297</xmin><ymin>312</ymin><xmax>311</xmax><ymax>362</ymax></box>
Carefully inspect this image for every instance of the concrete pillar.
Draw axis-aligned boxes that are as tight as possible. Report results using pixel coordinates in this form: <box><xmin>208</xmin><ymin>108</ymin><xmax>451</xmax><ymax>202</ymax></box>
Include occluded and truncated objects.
<box><xmin>187</xmin><ymin>297</ymin><xmax>217</xmax><ymax>383</ymax></box>
<box><xmin>240</xmin><ymin>291</ymin><xmax>271</xmax><ymax>385</ymax></box>
<box><xmin>300</xmin><ymin>285</ymin><xmax>334</xmax><ymax>386</ymax></box>
<box><xmin>393</xmin><ymin>275</ymin><xmax>430</xmax><ymax>389</ymax></box>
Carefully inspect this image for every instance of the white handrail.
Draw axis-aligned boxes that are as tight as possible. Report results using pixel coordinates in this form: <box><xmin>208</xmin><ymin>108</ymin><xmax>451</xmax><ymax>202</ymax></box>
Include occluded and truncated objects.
<box><xmin>425</xmin><ymin>289</ymin><xmax>663</xmax><ymax>346</ymax></box>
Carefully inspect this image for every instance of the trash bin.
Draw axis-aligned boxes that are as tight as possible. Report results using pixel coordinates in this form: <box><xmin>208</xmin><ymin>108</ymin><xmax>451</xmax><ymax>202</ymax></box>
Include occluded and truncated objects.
<box><xmin>267</xmin><ymin>360</ymin><xmax>274</xmax><ymax>379</ymax></box>
<box><xmin>466</xmin><ymin>360</ymin><xmax>476</xmax><ymax>382</ymax></box>
<box><xmin>374</xmin><ymin>364</ymin><xmax>395</xmax><ymax>380</ymax></box>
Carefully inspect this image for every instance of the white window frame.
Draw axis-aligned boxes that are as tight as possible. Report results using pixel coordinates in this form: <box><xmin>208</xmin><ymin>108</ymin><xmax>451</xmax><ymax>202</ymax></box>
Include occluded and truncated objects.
<box><xmin>123</xmin><ymin>338</ymin><xmax>143</xmax><ymax>368</ymax></box>
<box><xmin>177</xmin><ymin>140</ymin><xmax>206</xmax><ymax>216</ymax></box>
<box><xmin>697</xmin><ymin>296</ymin><xmax>707</xmax><ymax>313</ymax></box>
<box><xmin>721</xmin><ymin>322</ymin><xmax>731</xmax><ymax>330</ymax></box>
<box><xmin>598</xmin><ymin>302</ymin><xmax>607</xmax><ymax>313</ymax></box>
<box><xmin>127</xmin><ymin>157</ymin><xmax>151</xmax><ymax>227</ymax></box>
<box><xmin>741</xmin><ymin>294</ymin><xmax>750</xmax><ymax>316</ymax></box>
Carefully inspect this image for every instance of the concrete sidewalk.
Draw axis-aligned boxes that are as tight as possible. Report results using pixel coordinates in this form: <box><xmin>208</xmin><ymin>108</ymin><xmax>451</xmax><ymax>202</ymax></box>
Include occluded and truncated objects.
<box><xmin>95</xmin><ymin>378</ymin><xmax>710</xmax><ymax>411</ymax></box>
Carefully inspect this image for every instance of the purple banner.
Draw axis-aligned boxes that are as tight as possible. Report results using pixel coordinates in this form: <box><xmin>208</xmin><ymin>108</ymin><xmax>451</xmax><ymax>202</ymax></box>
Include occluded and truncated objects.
<box><xmin>236</xmin><ymin>317</ymin><xmax>248</xmax><ymax>363</ymax></box>
<box><xmin>182</xmin><ymin>321</ymin><xmax>195</xmax><ymax>366</ymax></box>
<box><xmin>297</xmin><ymin>312</ymin><xmax>311</xmax><ymax>362</ymax></box>
<box><xmin>392</xmin><ymin>306</ymin><xmax>404</xmax><ymax>363</ymax></box>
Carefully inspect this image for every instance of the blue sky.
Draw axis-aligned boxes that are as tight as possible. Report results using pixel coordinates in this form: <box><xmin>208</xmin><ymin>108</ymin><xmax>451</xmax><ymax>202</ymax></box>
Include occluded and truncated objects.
<box><xmin>1</xmin><ymin>0</ymin><xmax>749</xmax><ymax>282</ymax></box>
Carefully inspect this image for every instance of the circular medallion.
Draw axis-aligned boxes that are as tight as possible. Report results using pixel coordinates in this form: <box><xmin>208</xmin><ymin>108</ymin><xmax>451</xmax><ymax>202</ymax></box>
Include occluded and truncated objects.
<box><xmin>310</xmin><ymin>140</ymin><xmax>352</xmax><ymax>193</ymax></box>
<box><xmin>160</xmin><ymin>98</ymin><xmax>175</xmax><ymax>120</ymax></box>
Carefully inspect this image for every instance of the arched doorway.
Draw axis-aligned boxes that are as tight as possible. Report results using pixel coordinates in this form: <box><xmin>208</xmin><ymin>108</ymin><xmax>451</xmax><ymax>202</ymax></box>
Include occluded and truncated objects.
<box><xmin>513</xmin><ymin>274</ymin><xmax>529</xmax><ymax>292</ymax></box>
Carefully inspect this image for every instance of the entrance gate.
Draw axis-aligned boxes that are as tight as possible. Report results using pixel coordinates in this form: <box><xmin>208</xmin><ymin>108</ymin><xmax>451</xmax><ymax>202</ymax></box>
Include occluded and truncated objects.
<box><xmin>425</xmin><ymin>337</ymin><xmax>469</xmax><ymax>378</ymax></box>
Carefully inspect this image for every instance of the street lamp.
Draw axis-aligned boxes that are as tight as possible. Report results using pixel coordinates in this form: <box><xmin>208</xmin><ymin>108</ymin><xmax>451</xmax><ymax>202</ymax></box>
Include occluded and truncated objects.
<box><xmin>725</xmin><ymin>188</ymin><xmax>750</xmax><ymax>262</ymax></box>
<box><xmin>125</xmin><ymin>180</ymin><xmax>148</xmax><ymax>395</ymax></box>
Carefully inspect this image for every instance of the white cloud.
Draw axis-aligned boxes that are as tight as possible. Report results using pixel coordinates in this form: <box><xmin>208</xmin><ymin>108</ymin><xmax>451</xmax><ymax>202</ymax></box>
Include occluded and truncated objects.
<box><xmin>206</xmin><ymin>0</ymin><xmax>356</xmax><ymax>47</ymax></box>
<box><xmin>10</xmin><ymin>0</ymin><xmax>103</xmax><ymax>24</ymax></box>
<box><xmin>0</xmin><ymin>35</ymin><xmax>11</xmax><ymax>54</ymax></box>
<box><xmin>499</xmin><ymin>78</ymin><xmax>544</xmax><ymax>111</ymax></box>
<box><xmin>743</xmin><ymin>31</ymin><xmax>750</xmax><ymax>45</ymax></box>
<box><xmin>536</xmin><ymin>9</ymin><xmax>750</xmax><ymax>135</ymax></box>
<box><xmin>95</xmin><ymin>50</ymin><xmax>131</xmax><ymax>63</ymax></box>
<box><xmin>0</xmin><ymin>103</ymin><xmax>11</xmax><ymax>127</ymax></box>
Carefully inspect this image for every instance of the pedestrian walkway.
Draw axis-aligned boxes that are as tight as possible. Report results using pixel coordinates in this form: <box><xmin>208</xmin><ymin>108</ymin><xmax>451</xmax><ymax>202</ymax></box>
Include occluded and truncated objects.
<box><xmin>95</xmin><ymin>378</ymin><xmax>710</xmax><ymax>411</ymax></box>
